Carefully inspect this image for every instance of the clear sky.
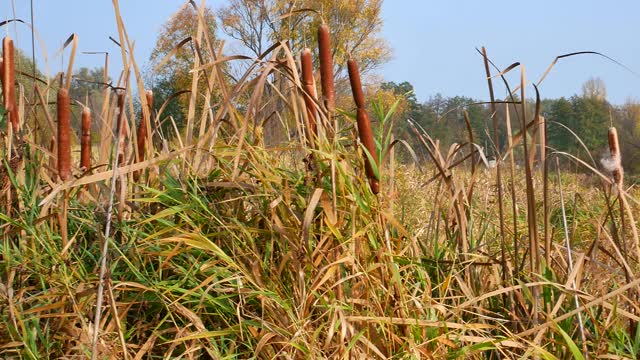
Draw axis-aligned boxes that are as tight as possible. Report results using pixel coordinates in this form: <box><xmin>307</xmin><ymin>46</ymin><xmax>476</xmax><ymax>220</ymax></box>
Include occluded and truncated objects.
<box><xmin>4</xmin><ymin>0</ymin><xmax>639</xmax><ymax>104</ymax></box>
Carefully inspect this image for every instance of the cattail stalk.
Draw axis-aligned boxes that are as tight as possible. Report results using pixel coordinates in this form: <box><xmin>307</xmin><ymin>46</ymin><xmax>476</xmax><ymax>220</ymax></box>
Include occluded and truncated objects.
<box><xmin>57</xmin><ymin>88</ymin><xmax>71</xmax><ymax>249</ymax></box>
<box><xmin>300</xmin><ymin>48</ymin><xmax>318</xmax><ymax>147</ymax></box>
<box><xmin>115</xmin><ymin>91</ymin><xmax>127</xmax><ymax>223</ymax></box>
<box><xmin>318</xmin><ymin>24</ymin><xmax>335</xmax><ymax>114</ymax></box>
<box><xmin>57</xmin><ymin>88</ymin><xmax>71</xmax><ymax>181</ymax></box>
<box><xmin>81</xmin><ymin>107</ymin><xmax>92</xmax><ymax>172</ymax></box>
<box><xmin>3</xmin><ymin>37</ymin><xmax>18</xmax><ymax>133</ymax></box>
<box><xmin>348</xmin><ymin>58</ymin><xmax>379</xmax><ymax>194</ymax></box>
<box><xmin>608</xmin><ymin>126</ymin><xmax>640</xmax><ymax>335</ymax></box>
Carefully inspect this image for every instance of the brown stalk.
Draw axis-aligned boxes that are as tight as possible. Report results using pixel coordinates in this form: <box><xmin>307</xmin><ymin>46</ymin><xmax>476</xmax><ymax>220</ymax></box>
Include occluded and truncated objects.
<box><xmin>608</xmin><ymin>126</ymin><xmax>639</xmax><ymax>335</ymax></box>
<box><xmin>318</xmin><ymin>24</ymin><xmax>335</xmax><ymax>114</ymax></box>
<box><xmin>520</xmin><ymin>68</ymin><xmax>539</xmax><ymax>274</ymax></box>
<box><xmin>520</xmin><ymin>67</ymin><xmax>542</xmax><ymax>335</ymax></box>
<box><xmin>348</xmin><ymin>58</ymin><xmax>379</xmax><ymax>194</ymax></box>
<box><xmin>57</xmin><ymin>88</ymin><xmax>71</xmax><ymax>181</ymax></box>
<box><xmin>3</xmin><ymin>37</ymin><xmax>18</xmax><ymax>133</ymax></box>
<box><xmin>81</xmin><ymin>107</ymin><xmax>92</xmax><ymax>172</ymax></box>
<box><xmin>300</xmin><ymin>48</ymin><xmax>318</xmax><ymax>146</ymax></box>
<box><xmin>482</xmin><ymin>47</ymin><xmax>511</xmax><ymax>302</ymax></box>
<box><xmin>47</xmin><ymin>139</ymin><xmax>56</xmax><ymax>180</ymax></box>
<box><xmin>540</xmin><ymin>115</ymin><xmax>550</xmax><ymax>266</ymax></box>
<box><xmin>115</xmin><ymin>91</ymin><xmax>127</xmax><ymax>223</ymax></box>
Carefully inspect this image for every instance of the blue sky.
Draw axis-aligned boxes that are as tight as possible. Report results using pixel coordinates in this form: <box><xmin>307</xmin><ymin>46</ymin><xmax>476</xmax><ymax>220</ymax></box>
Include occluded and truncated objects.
<box><xmin>5</xmin><ymin>0</ymin><xmax>639</xmax><ymax>104</ymax></box>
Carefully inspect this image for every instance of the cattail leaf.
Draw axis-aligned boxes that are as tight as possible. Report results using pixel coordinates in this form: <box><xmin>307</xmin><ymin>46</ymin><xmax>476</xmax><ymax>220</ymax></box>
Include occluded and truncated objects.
<box><xmin>277</xmin><ymin>8</ymin><xmax>319</xmax><ymax>21</ymax></box>
<box><xmin>537</xmin><ymin>51</ymin><xmax>639</xmax><ymax>87</ymax></box>
<box><xmin>553</xmin><ymin>323</ymin><xmax>584</xmax><ymax>360</ymax></box>
<box><xmin>361</xmin><ymin>144</ymin><xmax>380</xmax><ymax>181</ymax></box>
<box><xmin>152</xmin><ymin>36</ymin><xmax>192</xmax><ymax>73</ymax></box>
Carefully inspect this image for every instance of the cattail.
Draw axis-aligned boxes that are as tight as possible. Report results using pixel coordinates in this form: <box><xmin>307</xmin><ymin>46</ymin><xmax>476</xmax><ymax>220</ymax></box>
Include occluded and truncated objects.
<box><xmin>348</xmin><ymin>58</ymin><xmax>379</xmax><ymax>194</ymax></box>
<box><xmin>57</xmin><ymin>88</ymin><xmax>71</xmax><ymax>181</ymax></box>
<box><xmin>134</xmin><ymin>90</ymin><xmax>152</xmax><ymax>181</ymax></box>
<box><xmin>116</xmin><ymin>91</ymin><xmax>127</xmax><ymax>166</ymax></box>
<box><xmin>607</xmin><ymin>127</ymin><xmax>623</xmax><ymax>186</ymax></box>
<box><xmin>317</xmin><ymin>24</ymin><xmax>335</xmax><ymax>113</ymax></box>
<box><xmin>300</xmin><ymin>48</ymin><xmax>318</xmax><ymax>145</ymax></box>
<box><xmin>3</xmin><ymin>37</ymin><xmax>18</xmax><ymax>132</ymax></box>
<box><xmin>80</xmin><ymin>107</ymin><xmax>91</xmax><ymax>172</ymax></box>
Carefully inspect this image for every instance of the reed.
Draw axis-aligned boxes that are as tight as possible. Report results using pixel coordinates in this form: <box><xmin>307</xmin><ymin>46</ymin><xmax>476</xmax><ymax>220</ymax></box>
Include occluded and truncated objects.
<box><xmin>482</xmin><ymin>47</ymin><xmax>508</xmax><ymax>284</ymax></box>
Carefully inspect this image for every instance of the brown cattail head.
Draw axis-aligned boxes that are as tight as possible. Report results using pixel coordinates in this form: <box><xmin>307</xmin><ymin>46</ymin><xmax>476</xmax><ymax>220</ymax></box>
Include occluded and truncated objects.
<box><xmin>57</xmin><ymin>88</ymin><xmax>71</xmax><ymax>181</ymax></box>
<box><xmin>300</xmin><ymin>48</ymin><xmax>318</xmax><ymax>144</ymax></box>
<box><xmin>347</xmin><ymin>58</ymin><xmax>365</xmax><ymax>109</ymax></box>
<box><xmin>134</xmin><ymin>91</ymin><xmax>153</xmax><ymax>181</ymax></box>
<box><xmin>317</xmin><ymin>24</ymin><xmax>335</xmax><ymax>113</ymax></box>
<box><xmin>116</xmin><ymin>91</ymin><xmax>126</xmax><ymax>136</ymax></box>
<box><xmin>80</xmin><ymin>107</ymin><xmax>91</xmax><ymax>172</ymax></box>
<box><xmin>0</xmin><ymin>57</ymin><xmax>4</xmax><ymax>95</ymax></box>
<box><xmin>356</xmin><ymin>107</ymin><xmax>380</xmax><ymax>194</ymax></box>
<box><xmin>608</xmin><ymin>127</ymin><xmax>624</xmax><ymax>186</ymax></box>
<box><xmin>116</xmin><ymin>91</ymin><xmax>127</xmax><ymax>166</ymax></box>
<box><xmin>3</xmin><ymin>37</ymin><xmax>18</xmax><ymax>133</ymax></box>
<box><xmin>137</xmin><ymin>90</ymin><xmax>152</xmax><ymax>160</ymax></box>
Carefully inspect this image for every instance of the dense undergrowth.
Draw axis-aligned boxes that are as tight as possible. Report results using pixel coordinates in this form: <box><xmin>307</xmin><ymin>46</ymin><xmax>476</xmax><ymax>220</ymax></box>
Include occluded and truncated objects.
<box><xmin>1</xmin><ymin>1</ymin><xmax>640</xmax><ymax>359</ymax></box>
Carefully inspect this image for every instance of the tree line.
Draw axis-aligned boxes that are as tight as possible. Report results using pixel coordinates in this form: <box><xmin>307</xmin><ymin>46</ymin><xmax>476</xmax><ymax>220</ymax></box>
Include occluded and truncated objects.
<box><xmin>381</xmin><ymin>79</ymin><xmax>640</xmax><ymax>176</ymax></box>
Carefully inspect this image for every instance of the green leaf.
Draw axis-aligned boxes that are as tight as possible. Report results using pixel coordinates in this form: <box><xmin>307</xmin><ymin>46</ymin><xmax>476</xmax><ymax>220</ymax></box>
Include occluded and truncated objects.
<box><xmin>554</xmin><ymin>322</ymin><xmax>584</xmax><ymax>360</ymax></box>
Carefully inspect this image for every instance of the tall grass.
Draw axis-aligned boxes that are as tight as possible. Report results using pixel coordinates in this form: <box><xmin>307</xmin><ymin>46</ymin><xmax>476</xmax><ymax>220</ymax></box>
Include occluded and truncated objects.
<box><xmin>0</xmin><ymin>1</ymin><xmax>639</xmax><ymax>359</ymax></box>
